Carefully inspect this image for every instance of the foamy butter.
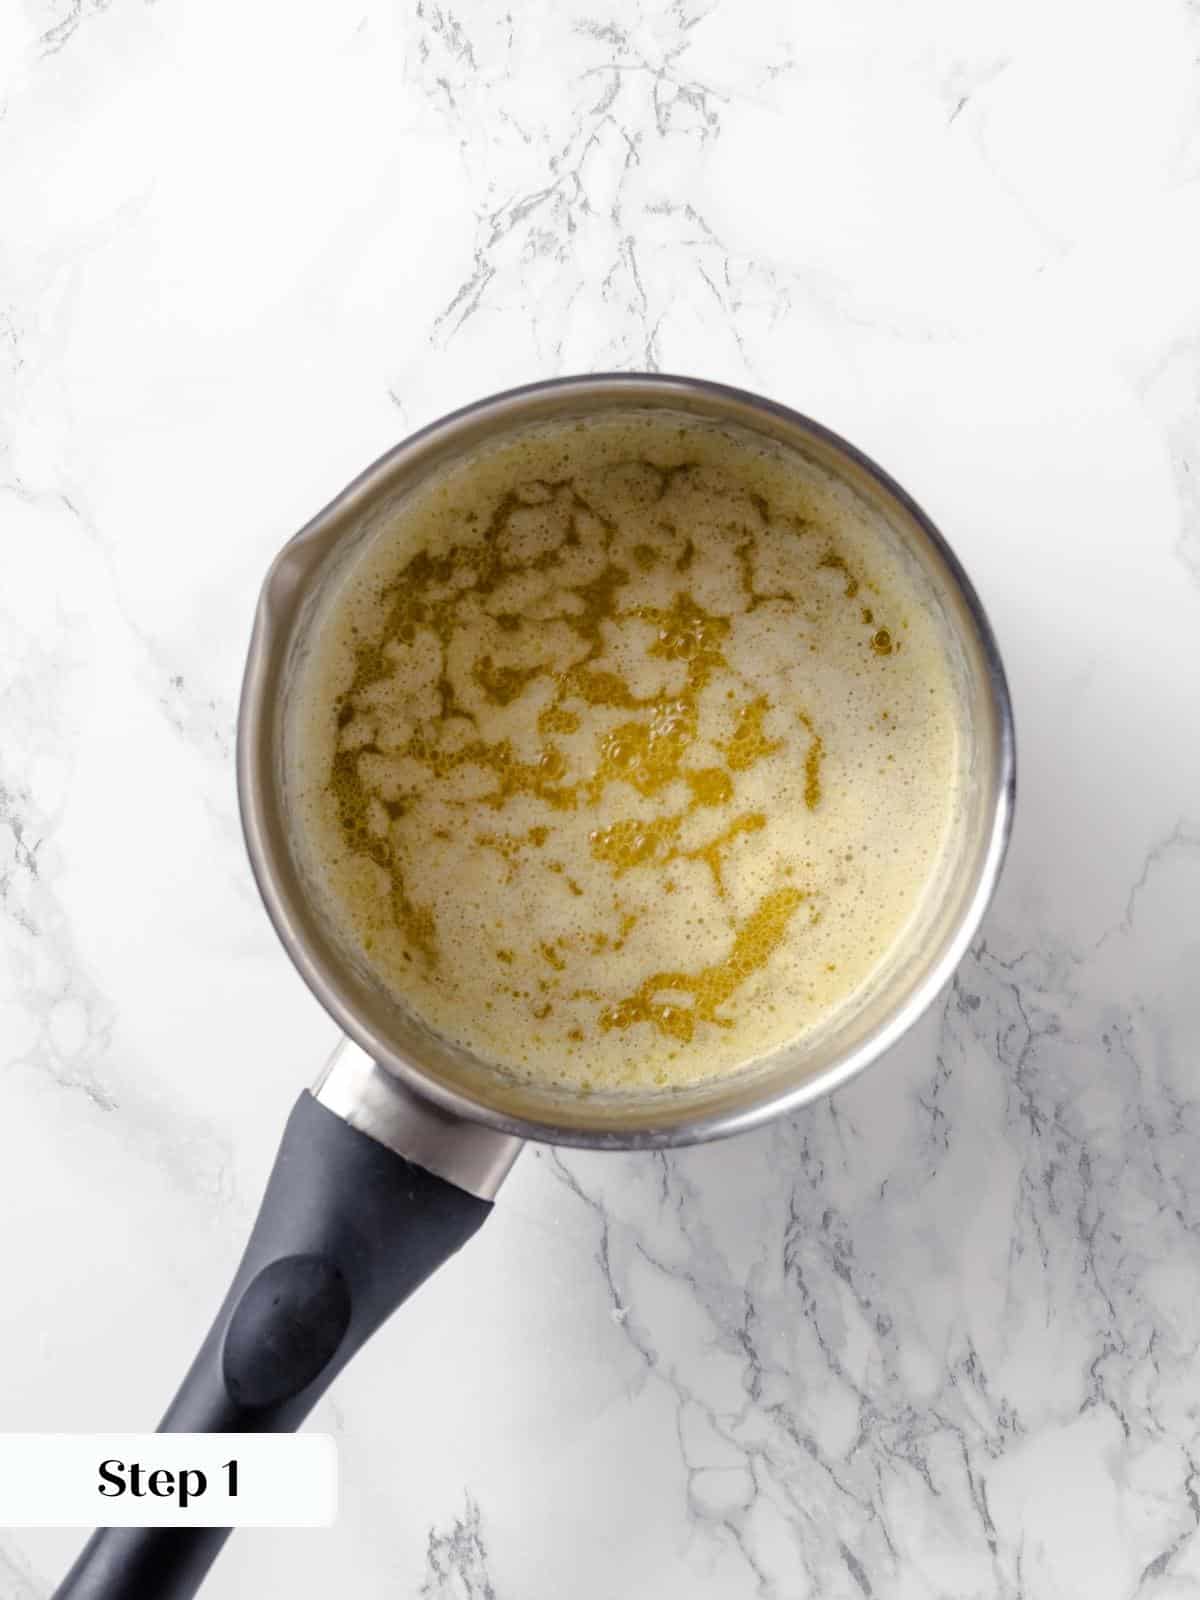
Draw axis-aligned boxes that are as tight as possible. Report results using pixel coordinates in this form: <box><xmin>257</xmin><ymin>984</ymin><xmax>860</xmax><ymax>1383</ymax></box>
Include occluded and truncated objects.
<box><xmin>287</xmin><ymin>414</ymin><xmax>962</xmax><ymax>1091</ymax></box>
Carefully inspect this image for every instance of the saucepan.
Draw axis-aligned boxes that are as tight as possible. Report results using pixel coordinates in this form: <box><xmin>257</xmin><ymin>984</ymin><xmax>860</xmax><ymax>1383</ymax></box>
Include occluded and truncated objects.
<box><xmin>56</xmin><ymin>374</ymin><xmax>1015</xmax><ymax>1599</ymax></box>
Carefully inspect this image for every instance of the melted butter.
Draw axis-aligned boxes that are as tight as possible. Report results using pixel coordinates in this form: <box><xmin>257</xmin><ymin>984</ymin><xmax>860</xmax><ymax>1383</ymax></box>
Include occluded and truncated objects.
<box><xmin>588</xmin><ymin>815</ymin><xmax>684</xmax><ymax>875</ymax></box>
<box><xmin>289</xmin><ymin>413</ymin><xmax>963</xmax><ymax>1091</ymax></box>
<box><xmin>722</xmin><ymin>695</ymin><xmax>782</xmax><ymax>772</ymax></box>
<box><xmin>601</xmin><ymin>887</ymin><xmax>812</xmax><ymax>1043</ymax></box>
<box><xmin>678</xmin><ymin>812</ymin><xmax>767</xmax><ymax>896</ymax></box>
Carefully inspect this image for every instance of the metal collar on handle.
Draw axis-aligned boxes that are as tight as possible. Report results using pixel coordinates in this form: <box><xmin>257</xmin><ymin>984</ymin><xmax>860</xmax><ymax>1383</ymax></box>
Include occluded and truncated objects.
<box><xmin>312</xmin><ymin>1039</ymin><xmax>522</xmax><ymax>1201</ymax></box>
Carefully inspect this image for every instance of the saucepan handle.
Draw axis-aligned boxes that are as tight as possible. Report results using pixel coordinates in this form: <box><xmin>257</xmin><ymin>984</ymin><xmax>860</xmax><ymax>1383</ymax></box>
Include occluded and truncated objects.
<box><xmin>55</xmin><ymin>1063</ymin><xmax>520</xmax><ymax>1600</ymax></box>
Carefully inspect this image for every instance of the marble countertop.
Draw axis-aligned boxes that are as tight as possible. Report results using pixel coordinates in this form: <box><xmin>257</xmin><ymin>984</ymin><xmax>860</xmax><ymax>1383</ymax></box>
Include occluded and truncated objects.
<box><xmin>3</xmin><ymin>1</ymin><xmax>1200</xmax><ymax>1595</ymax></box>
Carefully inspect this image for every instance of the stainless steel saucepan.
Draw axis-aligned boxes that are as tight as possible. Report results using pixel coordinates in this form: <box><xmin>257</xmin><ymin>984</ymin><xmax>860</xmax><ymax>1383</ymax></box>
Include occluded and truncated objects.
<box><xmin>56</xmin><ymin>375</ymin><xmax>1015</xmax><ymax>1599</ymax></box>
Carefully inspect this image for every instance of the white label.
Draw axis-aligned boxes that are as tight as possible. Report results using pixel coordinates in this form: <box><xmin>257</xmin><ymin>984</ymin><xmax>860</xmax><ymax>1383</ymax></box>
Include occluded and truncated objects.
<box><xmin>0</xmin><ymin>1434</ymin><xmax>337</xmax><ymax>1527</ymax></box>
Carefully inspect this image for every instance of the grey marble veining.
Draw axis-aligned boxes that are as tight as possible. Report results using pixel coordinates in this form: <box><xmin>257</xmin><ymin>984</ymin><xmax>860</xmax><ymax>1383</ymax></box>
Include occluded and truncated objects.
<box><xmin>2</xmin><ymin>1</ymin><xmax>1199</xmax><ymax>1596</ymax></box>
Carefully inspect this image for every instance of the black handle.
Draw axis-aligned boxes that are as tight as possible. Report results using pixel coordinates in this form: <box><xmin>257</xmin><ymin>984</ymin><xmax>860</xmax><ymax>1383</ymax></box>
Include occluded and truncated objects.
<box><xmin>55</xmin><ymin>1090</ymin><xmax>492</xmax><ymax>1600</ymax></box>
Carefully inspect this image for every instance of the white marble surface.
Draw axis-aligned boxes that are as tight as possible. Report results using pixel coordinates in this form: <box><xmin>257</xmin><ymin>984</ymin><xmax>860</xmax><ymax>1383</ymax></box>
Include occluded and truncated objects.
<box><xmin>2</xmin><ymin>0</ymin><xmax>1200</xmax><ymax>1594</ymax></box>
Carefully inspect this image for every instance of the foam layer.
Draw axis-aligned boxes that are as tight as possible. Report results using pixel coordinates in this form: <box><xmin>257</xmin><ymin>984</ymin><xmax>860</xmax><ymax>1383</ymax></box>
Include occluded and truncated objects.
<box><xmin>286</xmin><ymin>413</ymin><xmax>962</xmax><ymax>1091</ymax></box>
